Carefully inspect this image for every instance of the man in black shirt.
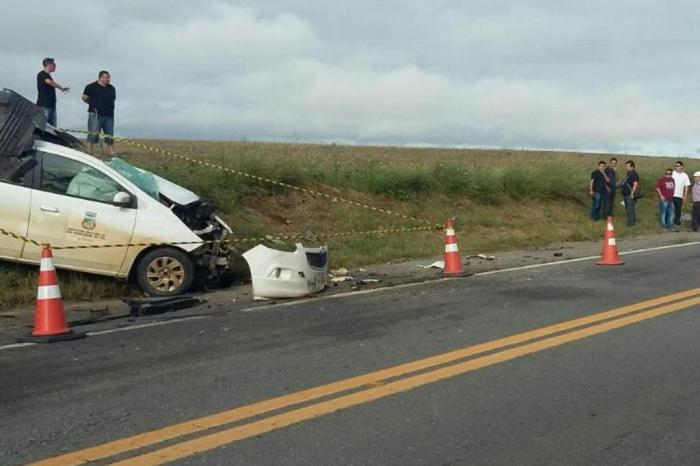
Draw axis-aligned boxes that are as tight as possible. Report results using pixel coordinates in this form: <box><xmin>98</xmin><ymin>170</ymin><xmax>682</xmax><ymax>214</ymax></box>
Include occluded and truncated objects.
<box><xmin>620</xmin><ymin>160</ymin><xmax>640</xmax><ymax>226</ymax></box>
<box><xmin>82</xmin><ymin>70</ymin><xmax>117</xmax><ymax>156</ymax></box>
<box><xmin>589</xmin><ymin>161</ymin><xmax>608</xmax><ymax>221</ymax></box>
<box><xmin>36</xmin><ymin>58</ymin><xmax>70</xmax><ymax>127</ymax></box>
<box><xmin>603</xmin><ymin>157</ymin><xmax>618</xmax><ymax>217</ymax></box>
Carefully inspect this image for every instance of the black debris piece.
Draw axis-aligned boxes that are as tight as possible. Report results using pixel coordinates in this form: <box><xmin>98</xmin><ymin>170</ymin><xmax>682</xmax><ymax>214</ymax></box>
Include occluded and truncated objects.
<box><xmin>125</xmin><ymin>295</ymin><xmax>204</xmax><ymax>316</ymax></box>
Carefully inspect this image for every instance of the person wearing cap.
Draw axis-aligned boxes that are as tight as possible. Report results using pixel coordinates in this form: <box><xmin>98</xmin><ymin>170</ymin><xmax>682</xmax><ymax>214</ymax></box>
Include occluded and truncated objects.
<box><xmin>691</xmin><ymin>171</ymin><xmax>700</xmax><ymax>231</ymax></box>
<box><xmin>671</xmin><ymin>160</ymin><xmax>691</xmax><ymax>227</ymax></box>
<box><xmin>656</xmin><ymin>168</ymin><xmax>676</xmax><ymax>231</ymax></box>
<box><xmin>36</xmin><ymin>58</ymin><xmax>70</xmax><ymax>127</ymax></box>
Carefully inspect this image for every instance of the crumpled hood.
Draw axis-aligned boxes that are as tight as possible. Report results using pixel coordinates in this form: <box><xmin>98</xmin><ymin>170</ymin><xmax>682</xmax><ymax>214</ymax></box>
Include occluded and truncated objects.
<box><xmin>153</xmin><ymin>174</ymin><xmax>200</xmax><ymax>206</ymax></box>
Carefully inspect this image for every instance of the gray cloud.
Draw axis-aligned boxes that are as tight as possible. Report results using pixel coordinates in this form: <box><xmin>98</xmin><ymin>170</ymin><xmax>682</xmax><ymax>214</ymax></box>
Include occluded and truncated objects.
<box><xmin>2</xmin><ymin>0</ymin><xmax>700</xmax><ymax>155</ymax></box>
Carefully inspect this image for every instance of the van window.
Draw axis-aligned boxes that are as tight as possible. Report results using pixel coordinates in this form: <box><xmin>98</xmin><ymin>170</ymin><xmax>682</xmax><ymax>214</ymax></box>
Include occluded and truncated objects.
<box><xmin>40</xmin><ymin>153</ymin><xmax>121</xmax><ymax>203</ymax></box>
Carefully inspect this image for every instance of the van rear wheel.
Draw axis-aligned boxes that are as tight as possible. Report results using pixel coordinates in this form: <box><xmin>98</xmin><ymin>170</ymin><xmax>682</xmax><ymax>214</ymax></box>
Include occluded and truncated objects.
<box><xmin>136</xmin><ymin>248</ymin><xmax>194</xmax><ymax>296</ymax></box>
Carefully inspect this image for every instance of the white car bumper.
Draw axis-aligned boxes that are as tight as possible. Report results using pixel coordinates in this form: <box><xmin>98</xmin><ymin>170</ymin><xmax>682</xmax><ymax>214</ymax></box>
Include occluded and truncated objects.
<box><xmin>242</xmin><ymin>243</ymin><xmax>328</xmax><ymax>299</ymax></box>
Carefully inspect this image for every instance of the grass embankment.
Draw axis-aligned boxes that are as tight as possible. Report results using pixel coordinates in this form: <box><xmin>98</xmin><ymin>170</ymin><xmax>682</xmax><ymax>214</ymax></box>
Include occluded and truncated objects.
<box><xmin>0</xmin><ymin>141</ymin><xmax>692</xmax><ymax>309</ymax></box>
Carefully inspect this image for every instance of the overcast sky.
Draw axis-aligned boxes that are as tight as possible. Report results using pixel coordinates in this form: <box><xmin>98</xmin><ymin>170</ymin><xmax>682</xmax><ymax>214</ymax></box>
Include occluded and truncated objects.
<box><xmin>2</xmin><ymin>1</ymin><xmax>700</xmax><ymax>155</ymax></box>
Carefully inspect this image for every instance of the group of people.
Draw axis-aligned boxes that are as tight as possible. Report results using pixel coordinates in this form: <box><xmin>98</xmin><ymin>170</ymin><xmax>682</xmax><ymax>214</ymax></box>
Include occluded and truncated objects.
<box><xmin>589</xmin><ymin>158</ymin><xmax>639</xmax><ymax>226</ymax></box>
<box><xmin>36</xmin><ymin>58</ymin><xmax>117</xmax><ymax>156</ymax></box>
<box><xmin>590</xmin><ymin>158</ymin><xmax>700</xmax><ymax>232</ymax></box>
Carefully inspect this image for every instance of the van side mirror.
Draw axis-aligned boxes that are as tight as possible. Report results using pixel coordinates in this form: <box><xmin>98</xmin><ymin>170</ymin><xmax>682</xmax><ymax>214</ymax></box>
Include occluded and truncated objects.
<box><xmin>112</xmin><ymin>191</ymin><xmax>131</xmax><ymax>208</ymax></box>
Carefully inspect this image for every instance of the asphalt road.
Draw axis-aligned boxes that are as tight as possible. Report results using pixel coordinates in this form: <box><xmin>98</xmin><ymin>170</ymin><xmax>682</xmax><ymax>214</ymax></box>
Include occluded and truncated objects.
<box><xmin>2</xmin><ymin>243</ymin><xmax>700</xmax><ymax>465</ymax></box>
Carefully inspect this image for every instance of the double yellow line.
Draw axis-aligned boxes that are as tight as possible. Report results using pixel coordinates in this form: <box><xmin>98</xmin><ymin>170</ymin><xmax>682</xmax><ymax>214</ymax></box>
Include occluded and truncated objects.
<box><xmin>33</xmin><ymin>287</ymin><xmax>700</xmax><ymax>465</ymax></box>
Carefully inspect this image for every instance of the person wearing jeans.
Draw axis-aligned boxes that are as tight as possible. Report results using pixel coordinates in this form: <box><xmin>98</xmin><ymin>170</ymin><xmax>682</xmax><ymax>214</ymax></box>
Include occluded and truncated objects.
<box><xmin>589</xmin><ymin>161</ymin><xmax>608</xmax><ymax>221</ymax></box>
<box><xmin>672</xmin><ymin>161</ymin><xmax>690</xmax><ymax>226</ymax></box>
<box><xmin>603</xmin><ymin>157</ymin><xmax>618</xmax><ymax>217</ymax></box>
<box><xmin>656</xmin><ymin>168</ymin><xmax>676</xmax><ymax>231</ymax></box>
<box><xmin>620</xmin><ymin>160</ymin><xmax>639</xmax><ymax>226</ymax></box>
<box><xmin>36</xmin><ymin>58</ymin><xmax>69</xmax><ymax>127</ymax></box>
<box><xmin>87</xmin><ymin>111</ymin><xmax>115</xmax><ymax>151</ymax></box>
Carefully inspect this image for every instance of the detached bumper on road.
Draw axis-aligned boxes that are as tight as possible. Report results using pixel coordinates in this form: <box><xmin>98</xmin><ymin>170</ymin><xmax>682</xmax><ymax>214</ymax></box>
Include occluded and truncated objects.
<box><xmin>243</xmin><ymin>243</ymin><xmax>328</xmax><ymax>299</ymax></box>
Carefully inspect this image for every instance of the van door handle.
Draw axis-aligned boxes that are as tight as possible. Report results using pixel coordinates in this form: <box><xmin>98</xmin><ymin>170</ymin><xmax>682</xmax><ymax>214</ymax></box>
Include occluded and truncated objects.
<box><xmin>40</xmin><ymin>205</ymin><xmax>59</xmax><ymax>213</ymax></box>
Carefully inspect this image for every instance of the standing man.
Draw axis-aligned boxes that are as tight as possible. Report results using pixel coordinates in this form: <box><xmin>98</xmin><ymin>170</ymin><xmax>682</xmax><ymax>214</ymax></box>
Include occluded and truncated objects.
<box><xmin>82</xmin><ymin>70</ymin><xmax>116</xmax><ymax>157</ymax></box>
<box><xmin>656</xmin><ymin>168</ymin><xmax>676</xmax><ymax>231</ymax></box>
<box><xmin>671</xmin><ymin>160</ymin><xmax>690</xmax><ymax>227</ymax></box>
<box><xmin>589</xmin><ymin>161</ymin><xmax>608</xmax><ymax>221</ymax></box>
<box><xmin>36</xmin><ymin>58</ymin><xmax>70</xmax><ymax>127</ymax></box>
<box><xmin>620</xmin><ymin>160</ymin><xmax>639</xmax><ymax>227</ymax></box>
<box><xmin>603</xmin><ymin>157</ymin><xmax>618</xmax><ymax>217</ymax></box>
<box><xmin>691</xmin><ymin>171</ymin><xmax>700</xmax><ymax>232</ymax></box>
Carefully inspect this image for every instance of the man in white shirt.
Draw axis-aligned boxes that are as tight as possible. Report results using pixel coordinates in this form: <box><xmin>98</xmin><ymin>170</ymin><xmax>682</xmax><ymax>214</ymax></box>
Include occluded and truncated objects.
<box><xmin>672</xmin><ymin>160</ymin><xmax>691</xmax><ymax>226</ymax></box>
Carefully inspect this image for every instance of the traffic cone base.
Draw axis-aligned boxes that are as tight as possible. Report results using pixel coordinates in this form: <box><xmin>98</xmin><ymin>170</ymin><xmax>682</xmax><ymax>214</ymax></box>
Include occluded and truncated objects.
<box><xmin>18</xmin><ymin>330</ymin><xmax>85</xmax><ymax>344</ymax></box>
<box><xmin>443</xmin><ymin>271</ymin><xmax>474</xmax><ymax>278</ymax></box>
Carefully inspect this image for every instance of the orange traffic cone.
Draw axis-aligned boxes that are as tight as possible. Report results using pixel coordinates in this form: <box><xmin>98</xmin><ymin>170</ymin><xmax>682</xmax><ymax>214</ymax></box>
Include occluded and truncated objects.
<box><xmin>597</xmin><ymin>217</ymin><xmax>624</xmax><ymax>266</ymax></box>
<box><xmin>18</xmin><ymin>245</ymin><xmax>84</xmax><ymax>343</ymax></box>
<box><xmin>442</xmin><ymin>218</ymin><xmax>469</xmax><ymax>277</ymax></box>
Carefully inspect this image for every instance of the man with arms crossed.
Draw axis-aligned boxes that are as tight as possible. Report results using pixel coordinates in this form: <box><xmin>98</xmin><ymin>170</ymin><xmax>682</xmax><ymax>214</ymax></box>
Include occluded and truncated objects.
<box><xmin>36</xmin><ymin>58</ymin><xmax>69</xmax><ymax>127</ymax></box>
<box><xmin>82</xmin><ymin>70</ymin><xmax>117</xmax><ymax>157</ymax></box>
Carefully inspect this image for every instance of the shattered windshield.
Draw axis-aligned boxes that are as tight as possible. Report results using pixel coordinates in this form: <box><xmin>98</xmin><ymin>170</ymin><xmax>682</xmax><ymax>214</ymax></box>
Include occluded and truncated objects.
<box><xmin>106</xmin><ymin>157</ymin><xmax>159</xmax><ymax>200</ymax></box>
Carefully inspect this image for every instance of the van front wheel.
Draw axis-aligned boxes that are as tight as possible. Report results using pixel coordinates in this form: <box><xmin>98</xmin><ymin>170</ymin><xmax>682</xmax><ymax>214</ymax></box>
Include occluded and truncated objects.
<box><xmin>136</xmin><ymin>248</ymin><xmax>195</xmax><ymax>296</ymax></box>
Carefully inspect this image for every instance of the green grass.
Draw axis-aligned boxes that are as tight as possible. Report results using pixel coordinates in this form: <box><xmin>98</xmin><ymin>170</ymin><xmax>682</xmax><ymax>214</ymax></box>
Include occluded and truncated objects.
<box><xmin>0</xmin><ymin>140</ymin><xmax>693</xmax><ymax>309</ymax></box>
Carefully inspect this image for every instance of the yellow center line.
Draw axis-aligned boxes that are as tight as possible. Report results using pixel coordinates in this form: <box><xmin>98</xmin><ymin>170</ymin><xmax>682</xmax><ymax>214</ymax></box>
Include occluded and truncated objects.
<box><xmin>114</xmin><ymin>294</ymin><xmax>700</xmax><ymax>466</ymax></box>
<box><xmin>29</xmin><ymin>287</ymin><xmax>700</xmax><ymax>466</ymax></box>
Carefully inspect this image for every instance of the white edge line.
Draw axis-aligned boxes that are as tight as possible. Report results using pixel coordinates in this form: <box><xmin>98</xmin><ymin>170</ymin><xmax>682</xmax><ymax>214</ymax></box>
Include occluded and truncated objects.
<box><xmin>85</xmin><ymin>316</ymin><xmax>207</xmax><ymax>336</ymax></box>
<box><xmin>619</xmin><ymin>241</ymin><xmax>700</xmax><ymax>255</ymax></box>
<box><xmin>475</xmin><ymin>254</ymin><xmax>600</xmax><ymax>276</ymax></box>
<box><xmin>0</xmin><ymin>342</ymin><xmax>35</xmax><ymax>351</ymax></box>
<box><xmin>0</xmin><ymin>316</ymin><xmax>207</xmax><ymax>351</ymax></box>
<box><xmin>3</xmin><ymin>240</ymin><xmax>700</xmax><ymax>350</ymax></box>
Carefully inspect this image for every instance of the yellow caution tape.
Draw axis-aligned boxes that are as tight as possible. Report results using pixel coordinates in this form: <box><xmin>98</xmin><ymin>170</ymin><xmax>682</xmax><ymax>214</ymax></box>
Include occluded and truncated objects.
<box><xmin>0</xmin><ymin>225</ymin><xmax>441</xmax><ymax>251</ymax></box>
<box><xmin>0</xmin><ymin>227</ymin><xmax>41</xmax><ymax>247</ymax></box>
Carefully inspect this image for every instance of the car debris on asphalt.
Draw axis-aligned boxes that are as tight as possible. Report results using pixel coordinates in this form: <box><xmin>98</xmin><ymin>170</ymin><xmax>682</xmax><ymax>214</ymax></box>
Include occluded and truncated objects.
<box><xmin>417</xmin><ymin>260</ymin><xmax>445</xmax><ymax>269</ymax></box>
<box><xmin>242</xmin><ymin>243</ymin><xmax>328</xmax><ymax>300</ymax></box>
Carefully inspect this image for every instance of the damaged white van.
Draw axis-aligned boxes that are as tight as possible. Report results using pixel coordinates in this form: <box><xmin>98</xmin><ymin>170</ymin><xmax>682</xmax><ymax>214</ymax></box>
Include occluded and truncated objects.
<box><xmin>0</xmin><ymin>88</ymin><xmax>233</xmax><ymax>296</ymax></box>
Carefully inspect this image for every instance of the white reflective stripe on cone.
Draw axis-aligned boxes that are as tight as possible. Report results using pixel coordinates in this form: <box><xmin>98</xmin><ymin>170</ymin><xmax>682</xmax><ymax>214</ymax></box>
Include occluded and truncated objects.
<box><xmin>445</xmin><ymin>229</ymin><xmax>455</xmax><ymax>236</ymax></box>
<box><xmin>607</xmin><ymin>223</ymin><xmax>614</xmax><ymax>231</ymax></box>
<box><xmin>40</xmin><ymin>258</ymin><xmax>55</xmax><ymax>271</ymax></box>
<box><xmin>608</xmin><ymin>238</ymin><xmax>617</xmax><ymax>246</ymax></box>
<box><xmin>37</xmin><ymin>285</ymin><xmax>62</xmax><ymax>300</ymax></box>
<box><xmin>445</xmin><ymin>243</ymin><xmax>459</xmax><ymax>253</ymax></box>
